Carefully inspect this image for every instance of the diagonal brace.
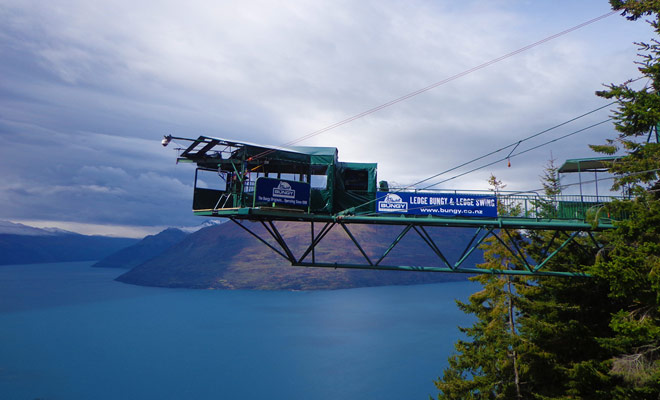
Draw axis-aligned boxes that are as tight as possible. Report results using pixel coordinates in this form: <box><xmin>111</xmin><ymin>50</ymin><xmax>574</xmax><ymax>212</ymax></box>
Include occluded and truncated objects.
<box><xmin>534</xmin><ymin>231</ymin><xmax>581</xmax><ymax>272</ymax></box>
<box><xmin>375</xmin><ymin>225</ymin><xmax>413</xmax><ymax>266</ymax></box>
<box><xmin>453</xmin><ymin>226</ymin><xmax>493</xmax><ymax>269</ymax></box>
<box><xmin>339</xmin><ymin>223</ymin><xmax>373</xmax><ymax>266</ymax></box>
<box><xmin>491</xmin><ymin>229</ymin><xmax>532</xmax><ymax>272</ymax></box>
<box><xmin>230</xmin><ymin>218</ymin><xmax>290</xmax><ymax>261</ymax></box>
<box><xmin>413</xmin><ymin>226</ymin><xmax>453</xmax><ymax>269</ymax></box>
<box><xmin>503</xmin><ymin>228</ymin><xmax>532</xmax><ymax>272</ymax></box>
<box><xmin>261</xmin><ymin>221</ymin><xmax>296</xmax><ymax>263</ymax></box>
<box><xmin>296</xmin><ymin>222</ymin><xmax>335</xmax><ymax>263</ymax></box>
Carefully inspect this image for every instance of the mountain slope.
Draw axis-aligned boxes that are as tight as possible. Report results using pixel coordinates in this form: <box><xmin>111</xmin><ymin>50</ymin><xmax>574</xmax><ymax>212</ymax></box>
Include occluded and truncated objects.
<box><xmin>92</xmin><ymin>228</ymin><xmax>188</xmax><ymax>269</ymax></box>
<box><xmin>0</xmin><ymin>234</ymin><xmax>138</xmax><ymax>265</ymax></box>
<box><xmin>117</xmin><ymin>221</ymin><xmax>483</xmax><ymax>290</ymax></box>
<box><xmin>0</xmin><ymin>220</ymin><xmax>74</xmax><ymax>236</ymax></box>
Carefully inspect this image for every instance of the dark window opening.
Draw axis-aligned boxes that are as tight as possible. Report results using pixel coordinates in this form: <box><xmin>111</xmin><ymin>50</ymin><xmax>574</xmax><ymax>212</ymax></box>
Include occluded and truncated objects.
<box><xmin>343</xmin><ymin>169</ymin><xmax>369</xmax><ymax>191</ymax></box>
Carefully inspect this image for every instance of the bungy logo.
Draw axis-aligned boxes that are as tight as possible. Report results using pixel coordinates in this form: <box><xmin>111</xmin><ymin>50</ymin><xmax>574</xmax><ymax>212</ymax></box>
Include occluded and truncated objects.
<box><xmin>273</xmin><ymin>181</ymin><xmax>296</xmax><ymax>199</ymax></box>
<box><xmin>378</xmin><ymin>193</ymin><xmax>408</xmax><ymax>213</ymax></box>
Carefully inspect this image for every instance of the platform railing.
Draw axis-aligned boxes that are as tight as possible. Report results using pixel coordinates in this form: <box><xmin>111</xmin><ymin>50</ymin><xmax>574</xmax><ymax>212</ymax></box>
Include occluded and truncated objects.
<box><xmin>496</xmin><ymin>194</ymin><xmax>617</xmax><ymax>220</ymax></box>
<box><xmin>194</xmin><ymin>178</ymin><xmax>628</xmax><ymax>222</ymax></box>
<box><xmin>388</xmin><ymin>187</ymin><xmax>628</xmax><ymax>221</ymax></box>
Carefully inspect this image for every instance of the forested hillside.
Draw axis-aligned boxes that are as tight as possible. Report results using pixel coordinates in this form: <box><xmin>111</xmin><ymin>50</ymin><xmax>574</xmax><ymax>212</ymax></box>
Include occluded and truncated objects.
<box><xmin>434</xmin><ymin>1</ymin><xmax>660</xmax><ymax>398</ymax></box>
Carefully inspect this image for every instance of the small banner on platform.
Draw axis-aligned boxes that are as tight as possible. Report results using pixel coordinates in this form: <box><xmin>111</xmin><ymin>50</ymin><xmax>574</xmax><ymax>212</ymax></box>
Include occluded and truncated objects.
<box><xmin>254</xmin><ymin>178</ymin><xmax>310</xmax><ymax>209</ymax></box>
<box><xmin>376</xmin><ymin>192</ymin><xmax>497</xmax><ymax>217</ymax></box>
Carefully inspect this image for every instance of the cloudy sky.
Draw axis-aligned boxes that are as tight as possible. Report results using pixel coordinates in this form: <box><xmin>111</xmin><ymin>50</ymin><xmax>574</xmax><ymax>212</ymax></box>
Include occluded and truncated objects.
<box><xmin>0</xmin><ymin>0</ymin><xmax>654</xmax><ymax>237</ymax></box>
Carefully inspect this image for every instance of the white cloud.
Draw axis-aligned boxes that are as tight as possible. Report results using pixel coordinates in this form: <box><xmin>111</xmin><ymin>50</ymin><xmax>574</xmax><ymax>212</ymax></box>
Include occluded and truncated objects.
<box><xmin>0</xmin><ymin>0</ymin><xmax>654</xmax><ymax>230</ymax></box>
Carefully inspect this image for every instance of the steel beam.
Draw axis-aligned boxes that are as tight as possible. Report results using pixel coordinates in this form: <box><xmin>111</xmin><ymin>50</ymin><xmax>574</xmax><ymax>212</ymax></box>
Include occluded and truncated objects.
<box><xmin>293</xmin><ymin>261</ymin><xmax>590</xmax><ymax>277</ymax></box>
<box><xmin>229</xmin><ymin>218</ymin><xmax>599</xmax><ymax>277</ymax></box>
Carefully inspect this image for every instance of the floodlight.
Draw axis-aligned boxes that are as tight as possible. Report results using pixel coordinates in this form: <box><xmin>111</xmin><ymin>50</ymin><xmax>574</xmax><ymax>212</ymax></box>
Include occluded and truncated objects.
<box><xmin>162</xmin><ymin>135</ymin><xmax>173</xmax><ymax>147</ymax></box>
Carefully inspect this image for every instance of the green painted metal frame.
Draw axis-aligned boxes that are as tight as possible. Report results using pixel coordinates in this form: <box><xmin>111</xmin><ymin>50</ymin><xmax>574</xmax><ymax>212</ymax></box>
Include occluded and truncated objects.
<box><xmin>225</xmin><ymin>208</ymin><xmax>602</xmax><ymax>277</ymax></box>
<box><xmin>196</xmin><ymin>207</ymin><xmax>616</xmax><ymax>230</ymax></box>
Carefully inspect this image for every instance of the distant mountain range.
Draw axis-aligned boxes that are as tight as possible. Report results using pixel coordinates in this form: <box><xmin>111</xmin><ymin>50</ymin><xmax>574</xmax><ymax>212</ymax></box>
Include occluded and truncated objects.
<box><xmin>0</xmin><ymin>221</ymin><xmax>138</xmax><ymax>265</ymax></box>
<box><xmin>1</xmin><ymin>219</ymin><xmax>484</xmax><ymax>290</ymax></box>
<box><xmin>0</xmin><ymin>220</ymin><xmax>74</xmax><ymax>236</ymax></box>
<box><xmin>116</xmin><ymin>221</ymin><xmax>482</xmax><ymax>290</ymax></box>
<box><xmin>91</xmin><ymin>228</ymin><xmax>189</xmax><ymax>269</ymax></box>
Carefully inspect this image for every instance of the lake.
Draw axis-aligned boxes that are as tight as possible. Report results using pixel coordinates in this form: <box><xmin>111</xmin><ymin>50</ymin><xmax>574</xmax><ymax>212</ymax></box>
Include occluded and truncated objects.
<box><xmin>0</xmin><ymin>261</ymin><xmax>478</xmax><ymax>400</ymax></box>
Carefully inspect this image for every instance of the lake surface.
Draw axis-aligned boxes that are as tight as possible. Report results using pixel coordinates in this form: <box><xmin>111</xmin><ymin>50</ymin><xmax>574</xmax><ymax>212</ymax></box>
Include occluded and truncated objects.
<box><xmin>0</xmin><ymin>261</ymin><xmax>478</xmax><ymax>400</ymax></box>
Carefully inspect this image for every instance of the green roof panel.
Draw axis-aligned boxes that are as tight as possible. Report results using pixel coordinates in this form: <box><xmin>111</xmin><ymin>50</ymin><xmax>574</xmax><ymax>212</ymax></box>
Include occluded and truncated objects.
<box><xmin>558</xmin><ymin>156</ymin><xmax>623</xmax><ymax>173</ymax></box>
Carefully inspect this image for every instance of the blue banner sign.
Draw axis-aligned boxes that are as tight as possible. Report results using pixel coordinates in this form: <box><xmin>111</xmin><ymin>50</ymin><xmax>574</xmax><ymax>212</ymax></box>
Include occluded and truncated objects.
<box><xmin>376</xmin><ymin>192</ymin><xmax>497</xmax><ymax>217</ymax></box>
<box><xmin>254</xmin><ymin>178</ymin><xmax>310</xmax><ymax>209</ymax></box>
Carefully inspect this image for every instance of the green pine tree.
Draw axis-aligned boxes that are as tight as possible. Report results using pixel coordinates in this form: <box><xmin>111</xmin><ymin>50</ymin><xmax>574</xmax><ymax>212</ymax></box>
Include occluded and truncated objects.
<box><xmin>435</xmin><ymin>176</ymin><xmax>529</xmax><ymax>399</ymax></box>
<box><xmin>436</xmin><ymin>2</ymin><xmax>660</xmax><ymax>398</ymax></box>
<box><xmin>518</xmin><ymin>160</ymin><xmax>621</xmax><ymax>399</ymax></box>
<box><xmin>589</xmin><ymin>0</ymin><xmax>660</xmax><ymax>397</ymax></box>
<box><xmin>592</xmin><ymin>1</ymin><xmax>660</xmax><ymax>192</ymax></box>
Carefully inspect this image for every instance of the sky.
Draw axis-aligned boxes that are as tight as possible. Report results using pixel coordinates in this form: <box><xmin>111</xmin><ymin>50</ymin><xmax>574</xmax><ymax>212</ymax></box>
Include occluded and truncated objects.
<box><xmin>0</xmin><ymin>0</ymin><xmax>655</xmax><ymax>237</ymax></box>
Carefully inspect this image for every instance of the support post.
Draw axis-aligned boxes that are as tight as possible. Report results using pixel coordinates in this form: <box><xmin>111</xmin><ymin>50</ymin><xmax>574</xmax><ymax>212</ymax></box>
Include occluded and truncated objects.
<box><xmin>296</xmin><ymin>222</ymin><xmax>335</xmax><ymax>263</ymax></box>
<box><xmin>311</xmin><ymin>221</ymin><xmax>315</xmax><ymax>264</ymax></box>
<box><xmin>578</xmin><ymin>161</ymin><xmax>583</xmax><ymax>203</ymax></box>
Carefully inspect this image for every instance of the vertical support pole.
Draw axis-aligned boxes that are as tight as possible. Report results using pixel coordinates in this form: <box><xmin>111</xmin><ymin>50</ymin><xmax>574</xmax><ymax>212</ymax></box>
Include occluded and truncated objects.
<box><xmin>194</xmin><ymin>168</ymin><xmax>199</xmax><ymax>188</ymax></box>
<box><xmin>311</xmin><ymin>221</ymin><xmax>315</xmax><ymax>264</ymax></box>
<box><xmin>525</xmin><ymin>198</ymin><xmax>529</xmax><ymax>217</ymax></box>
<box><xmin>230</xmin><ymin>161</ymin><xmax>241</xmax><ymax>208</ymax></box>
<box><xmin>595</xmin><ymin>170</ymin><xmax>599</xmax><ymax>199</ymax></box>
<box><xmin>557</xmin><ymin>172</ymin><xmax>562</xmax><ymax>215</ymax></box>
<box><xmin>578</xmin><ymin>161</ymin><xmax>583</xmax><ymax>202</ymax></box>
<box><xmin>239</xmin><ymin>151</ymin><xmax>246</xmax><ymax>208</ymax></box>
<box><xmin>193</xmin><ymin>168</ymin><xmax>199</xmax><ymax>210</ymax></box>
<box><xmin>297</xmin><ymin>222</ymin><xmax>335</xmax><ymax>263</ymax></box>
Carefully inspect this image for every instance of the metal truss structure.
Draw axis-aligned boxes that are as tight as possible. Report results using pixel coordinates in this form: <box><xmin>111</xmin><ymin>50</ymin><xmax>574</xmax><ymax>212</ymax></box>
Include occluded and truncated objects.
<box><xmin>226</xmin><ymin>212</ymin><xmax>606</xmax><ymax>278</ymax></box>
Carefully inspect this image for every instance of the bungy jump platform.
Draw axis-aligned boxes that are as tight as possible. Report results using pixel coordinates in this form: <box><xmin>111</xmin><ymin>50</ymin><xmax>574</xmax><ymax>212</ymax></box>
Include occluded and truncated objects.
<box><xmin>166</xmin><ymin>135</ymin><xmax>629</xmax><ymax>277</ymax></box>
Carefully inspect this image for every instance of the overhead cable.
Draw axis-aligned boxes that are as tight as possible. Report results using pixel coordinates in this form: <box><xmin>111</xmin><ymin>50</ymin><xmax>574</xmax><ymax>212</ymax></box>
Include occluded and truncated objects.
<box><xmin>421</xmin><ymin>119</ymin><xmax>613</xmax><ymax>189</ymax></box>
<box><xmin>409</xmin><ymin>102</ymin><xmax>616</xmax><ymax>188</ymax></box>
<box><xmin>515</xmin><ymin>167</ymin><xmax>660</xmax><ymax>195</ymax></box>
<box><xmin>247</xmin><ymin>10</ymin><xmax>618</xmax><ymax>161</ymax></box>
<box><xmin>336</xmin><ymin>118</ymin><xmax>613</xmax><ymax>215</ymax></box>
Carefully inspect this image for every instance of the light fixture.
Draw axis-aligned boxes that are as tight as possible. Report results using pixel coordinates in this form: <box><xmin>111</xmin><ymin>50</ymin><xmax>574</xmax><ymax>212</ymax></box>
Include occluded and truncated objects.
<box><xmin>162</xmin><ymin>135</ymin><xmax>173</xmax><ymax>147</ymax></box>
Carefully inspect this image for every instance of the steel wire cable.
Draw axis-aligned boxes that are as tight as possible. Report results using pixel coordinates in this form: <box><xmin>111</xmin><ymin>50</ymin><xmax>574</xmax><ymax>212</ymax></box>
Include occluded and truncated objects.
<box><xmin>336</xmin><ymin>118</ymin><xmax>614</xmax><ymax>214</ymax></box>
<box><xmin>247</xmin><ymin>10</ymin><xmax>618</xmax><ymax>162</ymax></box>
<box><xmin>421</xmin><ymin>119</ymin><xmax>613</xmax><ymax>189</ymax></box>
<box><xmin>408</xmin><ymin>102</ymin><xmax>617</xmax><ymax>188</ymax></box>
